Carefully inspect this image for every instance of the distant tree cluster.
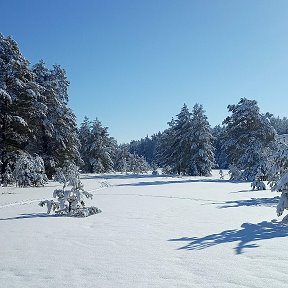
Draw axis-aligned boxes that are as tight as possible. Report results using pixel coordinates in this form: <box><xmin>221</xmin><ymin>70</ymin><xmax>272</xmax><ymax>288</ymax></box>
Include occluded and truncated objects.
<box><xmin>270</xmin><ymin>116</ymin><xmax>288</xmax><ymax>135</ymax></box>
<box><xmin>78</xmin><ymin>117</ymin><xmax>150</xmax><ymax>174</ymax></box>
<box><xmin>129</xmin><ymin>133</ymin><xmax>160</xmax><ymax>165</ymax></box>
<box><xmin>127</xmin><ymin>98</ymin><xmax>284</xmax><ymax>183</ymax></box>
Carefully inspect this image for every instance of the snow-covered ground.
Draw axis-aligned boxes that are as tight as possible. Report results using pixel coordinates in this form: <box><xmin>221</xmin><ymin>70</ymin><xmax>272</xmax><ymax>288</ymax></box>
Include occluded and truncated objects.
<box><xmin>0</xmin><ymin>170</ymin><xmax>287</xmax><ymax>288</ymax></box>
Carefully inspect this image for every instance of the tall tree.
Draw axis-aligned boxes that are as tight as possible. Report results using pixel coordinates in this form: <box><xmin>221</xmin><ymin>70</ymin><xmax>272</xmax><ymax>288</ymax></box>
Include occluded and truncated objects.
<box><xmin>170</xmin><ymin>104</ymin><xmax>193</xmax><ymax>174</ymax></box>
<box><xmin>223</xmin><ymin>98</ymin><xmax>276</xmax><ymax>181</ymax></box>
<box><xmin>189</xmin><ymin>104</ymin><xmax>215</xmax><ymax>176</ymax></box>
<box><xmin>32</xmin><ymin>61</ymin><xmax>81</xmax><ymax>178</ymax></box>
<box><xmin>0</xmin><ymin>34</ymin><xmax>40</xmax><ymax>183</ymax></box>
<box><xmin>212</xmin><ymin>125</ymin><xmax>228</xmax><ymax>169</ymax></box>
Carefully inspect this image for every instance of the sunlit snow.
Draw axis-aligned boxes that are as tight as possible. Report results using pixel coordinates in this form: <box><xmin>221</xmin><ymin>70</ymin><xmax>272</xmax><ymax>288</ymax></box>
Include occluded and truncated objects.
<box><xmin>0</xmin><ymin>171</ymin><xmax>287</xmax><ymax>288</ymax></box>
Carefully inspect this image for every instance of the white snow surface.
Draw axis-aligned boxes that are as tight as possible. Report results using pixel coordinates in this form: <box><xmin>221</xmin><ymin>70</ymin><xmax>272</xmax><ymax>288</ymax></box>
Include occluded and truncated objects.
<box><xmin>0</xmin><ymin>171</ymin><xmax>288</xmax><ymax>288</ymax></box>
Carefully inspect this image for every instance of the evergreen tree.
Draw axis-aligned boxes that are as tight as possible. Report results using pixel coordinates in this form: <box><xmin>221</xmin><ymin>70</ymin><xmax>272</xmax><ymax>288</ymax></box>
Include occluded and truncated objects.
<box><xmin>32</xmin><ymin>61</ymin><xmax>81</xmax><ymax>178</ymax></box>
<box><xmin>78</xmin><ymin>118</ymin><xmax>116</xmax><ymax>173</ymax></box>
<box><xmin>39</xmin><ymin>162</ymin><xmax>101</xmax><ymax>217</ymax></box>
<box><xmin>212</xmin><ymin>125</ymin><xmax>228</xmax><ymax>169</ymax></box>
<box><xmin>0</xmin><ymin>34</ymin><xmax>40</xmax><ymax>183</ymax></box>
<box><xmin>127</xmin><ymin>153</ymin><xmax>150</xmax><ymax>174</ymax></box>
<box><xmin>269</xmin><ymin>143</ymin><xmax>288</xmax><ymax>221</ymax></box>
<box><xmin>14</xmin><ymin>153</ymin><xmax>47</xmax><ymax>187</ymax></box>
<box><xmin>189</xmin><ymin>104</ymin><xmax>215</xmax><ymax>176</ymax></box>
<box><xmin>223</xmin><ymin>98</ymin><xmax>276</xmax><ymax>181</ymax></box>
<box><xmin>156</xmin><ymin>119</ymin><xmax>176</xmax><ymax>173</ymax></box>
<box><xmin>171</xmin><ymin>104</ymin><xmax>193</xmax><ymax>175</ymax></box>
<box><xmin>78</xmin><ymin>116</ymin><xmax>91</xmax><ymax>172</ymax></box>
<box><xmin>114</xmin><ymin>144</ymin><xmax>130</xmax><ymax>173</ymax></box>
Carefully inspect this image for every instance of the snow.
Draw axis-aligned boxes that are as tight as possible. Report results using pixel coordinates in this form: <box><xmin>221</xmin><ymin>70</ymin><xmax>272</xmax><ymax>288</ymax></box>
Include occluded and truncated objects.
<box><xmin>0</xmin><ymin>171</ymin><xmax>288</xmax><ymax>288</ymax></box>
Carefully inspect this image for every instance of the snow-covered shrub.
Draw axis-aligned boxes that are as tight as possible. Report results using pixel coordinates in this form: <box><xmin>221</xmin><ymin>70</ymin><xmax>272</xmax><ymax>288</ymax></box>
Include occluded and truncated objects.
<box><xmin>1</xmin><ymin>162</ymin><xmax>13</xmax><ymax>186</ymax></box>
<box><xmin>228</xmin><ymin>165</ymin><xmax>243</xmax><ymax>181</ymax></box>
<box><xmin>251</xmin><ymin>179</ymin><xmax>266</xmax><ymax>190</ymax></box>
<box><xmin>39</xmin><ymin>162</ymin><xmax>101</xmax><ymax>217</ymax></box>
<box><xmin>162</xmin><ymin>165</ymin><xmax>174</xmax><ymax>175</ymax></box>
<box><xmin>14</xmin><ymin>154</ymin><xmax>47</xmax><ymax>187</ymax></box>
<box><xmin>219</xmin><ymin>169</ymin><xmax>224</xmax><ymax>179</ymax></box>
<box><xmin>127</xmin><ymin>154</ymin><xmax>150</xmax><ymax>174</ymax></box>
<box><xmin>152</xmin><ymin>170</ymin><xmax>159</xmax><ymax>176</ymax></box>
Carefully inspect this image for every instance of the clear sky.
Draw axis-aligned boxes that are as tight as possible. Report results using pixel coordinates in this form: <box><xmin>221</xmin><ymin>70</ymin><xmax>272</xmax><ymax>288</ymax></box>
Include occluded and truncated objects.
<box><xmin>0</xmin><ymin>0</ymin><xmax>288</xmax><ymax>143</ymax></box>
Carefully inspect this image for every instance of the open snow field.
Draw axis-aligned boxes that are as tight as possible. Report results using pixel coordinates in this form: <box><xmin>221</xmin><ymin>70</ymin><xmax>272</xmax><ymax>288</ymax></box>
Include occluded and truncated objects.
<box><xmin>0</xmin><ymin>170</ymin><xmax>288</xmax><ymax>288</ymax></box>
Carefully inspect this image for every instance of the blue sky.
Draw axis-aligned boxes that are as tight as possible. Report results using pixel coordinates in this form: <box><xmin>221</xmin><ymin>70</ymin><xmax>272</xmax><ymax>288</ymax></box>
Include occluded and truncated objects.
<box><xmin>1</xmin><ymin>0</ymin><xmax>288</xmax><ymax>143</ymax></box>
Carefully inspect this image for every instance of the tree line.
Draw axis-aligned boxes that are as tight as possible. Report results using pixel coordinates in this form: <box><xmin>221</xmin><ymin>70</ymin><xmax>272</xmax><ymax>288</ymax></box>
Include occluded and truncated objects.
<box><xmin>1</xmin><ymin>34</ymin><xmax>288</xmax><ymax>186</ymax></box>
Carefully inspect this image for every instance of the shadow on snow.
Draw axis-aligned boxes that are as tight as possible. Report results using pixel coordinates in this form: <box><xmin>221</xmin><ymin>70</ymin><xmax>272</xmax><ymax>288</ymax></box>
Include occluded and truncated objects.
<box><xmin>81</xmin><ymin>173</ymin><xmax>231</xmax><ymax>184</ymax></box>
<box><xmin>116</xmin><ymin>179</ymin><xmax>230</xmax><ymax>187</ymax></box>
<box><xmin>169</xmin><ymin>220</ymin><xmax>288</xmax><ymax>254</ymax></box>
<box><xmin>214</xmin><ymin>196</ymin><xmax>279</xmax><ymax>209</ymax></box>
<box><xmin>0</xmin><ymin>213</ymin><xmax>60</xmax><ymax>221</ymax></box>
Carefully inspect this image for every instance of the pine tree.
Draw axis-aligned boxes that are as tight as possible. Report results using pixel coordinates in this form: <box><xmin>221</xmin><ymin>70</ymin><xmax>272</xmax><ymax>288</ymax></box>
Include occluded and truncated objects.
<box><xmin>212</xmin><ymin>125</ymin><xmax>228</xmax><ymax>169</ymax></box>
<box><xmin>223</xmin><ymin>98</ymin><xmax>276</xmax><ymax>181</ymax></box>
<box><xmin>78</xmin><ymin>118</ymin><xmax>116</xmax><ymax>173</ymax></box>
<box><xmin>269</xmin><ymin>143</ymin><xmax>288</xmax><ymax>221</ymax></box>
<box><xmin>189</xmin><ymin>104</ymin><xmax>215</xmax><ymax>176</ymax></box>
<box><xmin>0</xmin><ymin>34</ymin><xmax>40</xmax><ymax>184</ymax></box>
<box><xmin>156</xmin><ymin>119</ymin><xmax>176</xmax><ymax>173</ymax></box>
<box><xmin>126</xmin><ymin>153</ymin><xmax>150</xmax><ymax>174</ymax></box>
<box><xmin>32</xmin><ymin>62</ymin><xmax>81</xmax><ymax>178</ymax></box>
<box><xmin>78</xmin><ymin>116</ymin><xmax>92</xmax><ymax>172</ymax></box>
<box><xmin>14</xmin><ymin>153</ymin><xmax>47</xmax><ymax>187</ymax></box>
<box><xmin>114</xmin><ymin>144</ymin><xmax>130</xmax><ymax>173</ymax></box>
<box><xmin>39</xmin><ymin>162</ymin><xmax>101</xmax><ymax>217</ymax></box>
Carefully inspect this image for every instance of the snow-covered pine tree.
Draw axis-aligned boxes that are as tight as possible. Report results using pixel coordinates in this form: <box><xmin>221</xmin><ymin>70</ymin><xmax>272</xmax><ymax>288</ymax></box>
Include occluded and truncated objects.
<box><xmin>126</xmin><ymin>153</ymin><xmax>150</xmax><ymax>174</ymax></box>
<box><xmin>0</xmin><ymin>34</ymin><xmax>40</xmax><ymax>184</ymax></box>
<box><xmin>14</xmin><ymin>154</ymin><xmax>47</xmax><ymax>187</ymax></box>
<box><xmin>171</xmin><ymin>104</ymin><xmax>194</xmax><ymax>175</ymax></box>
<box><xmin>78</xmin><ymin>116</ymin><xmax>93</xmax><ymax>172</ymax></box>
<box><xmin>269</xmin><ymin>143</ymin><xmax>288</xmax><ymax>221</ymax></box>
<box><xmin>32</xmin><ymin>62</ymin><xmax>81</xmax><ymax>178</ymax></box>
<box><xmin>189</xmin><ymin>104</ymin><xmax>215</xmax><ymax>176</ymax></box>
<box><xmin>156</xmin><ymin>119</ymin><xmax>176</xmax><ymax>173</ymax></box>
<box><xmin>228</xmin><ymin>164</ymin><xmax>243</xmax><ymax>181</ymax></box>
<box><xmin>78</xmin><ymin>118</ymin><xmax>117</xmax><ymax>173</ymax></box>
<box><xmin>212</xmin><ymin>125</ymin><xmax>228</xmax><ymax>169</ymax></box>
<box><xmin>223</xmin><ymin>98</ymin><xmax>276</xmax><ymax>181</ymax></box>
<box><xmin>39</xmin><ymin>162</ymin><xmax>101</xmax><ymax>217</ymax></box>
<box><xmin>113</xmin><ymin>144</ymin><xmax>130</xmax><ymax>173</ymax></box>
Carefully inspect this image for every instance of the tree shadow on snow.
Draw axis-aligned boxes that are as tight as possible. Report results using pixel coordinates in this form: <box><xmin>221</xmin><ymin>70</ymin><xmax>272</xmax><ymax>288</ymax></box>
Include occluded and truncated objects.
<box><xmin>116</xmin><ymin>178</ymin><xmax>230</xmax><ymax>187</ymax></box>
<box><xmin>169</xmin><ymin>220</ymin><xmax>288</xmax><ymax>254</ymax></box>
<box><xmin>230</xmin><ymin>189</ymin><xmax>256</xmax><ymax>193</ymax></box>
<box><xmin>214</xmin><ymin>196</ymin><xmax>279</xmax><ymax>209</ymax></box>
<box><xmin>0</xmin><ymin>213</ymin><xmax>61</xmax><ymax>221</ymax></box>
<box><xmin>80</xmin><ymin>174</ymin><xmax>166</xmax><ymax>180</ymax></box>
